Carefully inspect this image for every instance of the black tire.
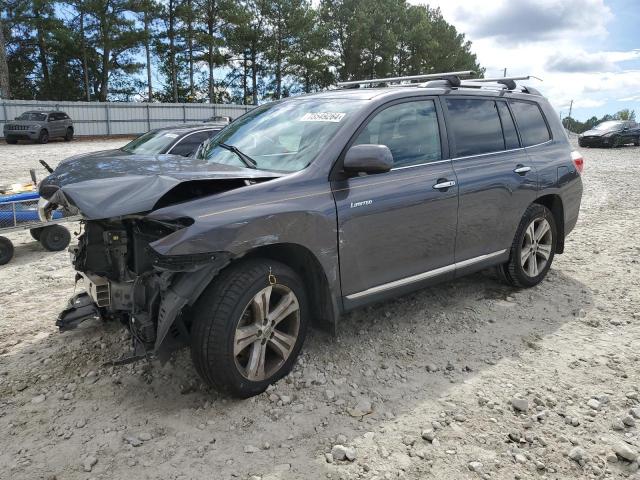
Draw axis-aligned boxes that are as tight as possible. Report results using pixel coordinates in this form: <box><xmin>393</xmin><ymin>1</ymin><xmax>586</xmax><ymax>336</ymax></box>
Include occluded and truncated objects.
<box><xmin>634</xmin><ymin>136</ymin><xmax>640</xmax><ymax>147</ymax></box>
<box><xmin>577</xmin><ymin>139</ymin><xmax>585</xmax><ymax>147</ymax></box>
<box><xmin>39</xmin><ymin>225</ymin><xmax>71</xmax><ymax>251</ymax></box>
<box><xmin>190</xmin><ymin>258</ymin><xmax>309</xmax><ymax>398</ymax></box>
<box><xmin>0</xmin><ymin>236</ymin><xmax>14</xmax><ymax>265</ymax></box>
<box><xmin>5</xmin><ymin>137</ymin><xmax>17</xmax><ymax>145</ymax></box>
<box><xmin>64</xmin><ymin>127</ymin><xmax>73</xmax><ymax>142</ymax></box>
<box><xmin>30</xmin><ymin>228</ymin><xmax>43</xmax><ymax>241</ymax></box>
<box><xmin>38</xmin><ymin>130</ymin><xmax>49</xmax><ymax>144</ymax></box>
<box><xmin>498</xmin><ymin>203</ymin><xmax>557</xmax><ymax>288</ymax></box>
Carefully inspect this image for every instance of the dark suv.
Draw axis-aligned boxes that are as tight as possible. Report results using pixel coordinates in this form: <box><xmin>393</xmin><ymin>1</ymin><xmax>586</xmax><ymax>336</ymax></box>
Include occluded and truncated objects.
<box><xmin>4</xmin><ymin>110</ymin><xmax>74</xmax><ymax>144</ymax></box>
<box><xmin>39</xmin><ymin>72</ymin><xmax>583</xmax><ymax>397</ymax></box>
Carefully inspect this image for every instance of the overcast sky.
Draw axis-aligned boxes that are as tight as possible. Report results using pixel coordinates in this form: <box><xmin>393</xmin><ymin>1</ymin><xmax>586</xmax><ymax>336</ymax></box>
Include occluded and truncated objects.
<box><xmin>413</xmin><ymin>0</ymin><xmax>640</xmax><ymax>120</ymax></box>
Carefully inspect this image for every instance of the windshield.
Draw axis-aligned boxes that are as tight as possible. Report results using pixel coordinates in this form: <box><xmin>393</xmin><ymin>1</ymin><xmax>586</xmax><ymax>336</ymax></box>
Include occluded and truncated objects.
<box><xmin>122</xmin><ymin>130</ymin><xmax>180</xmax><ymax>154</ymax></box>
<box><xmin>197</xmin><ymin>98</ymin><xmax>366</xmax><ymax>172</ymax></box>
<box><xmin>18</xmin><ymin>112</ymin><xmax>47</xmax><ymax>122</ymax></box>
<box><xmin>594</xmin><ymin>121</ymin><xmax>624</xmax><ymax>131</ymax></box>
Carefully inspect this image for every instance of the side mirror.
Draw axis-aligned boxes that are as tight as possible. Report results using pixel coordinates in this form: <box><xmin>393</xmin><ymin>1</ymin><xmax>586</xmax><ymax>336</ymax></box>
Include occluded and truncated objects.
<box><xmin>343</xmin><ymin>144</ymin><xmax>393</xmax><ymax>174</ymax></box>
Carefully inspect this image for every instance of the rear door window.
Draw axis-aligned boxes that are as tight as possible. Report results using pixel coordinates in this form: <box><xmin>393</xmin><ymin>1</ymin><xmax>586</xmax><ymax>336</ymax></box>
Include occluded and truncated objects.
<box><xmin>510</xmin><ymin>101</ymin><xmax>551</xmax><ymax>146</ymax></box>
<box><xmin>445</xmin><ymin>98</ymin><xmax>504</xmax><ymax>157</ymax></box>
<box><xmin>353</xmin><ymin>100</ymin><xmax>442</xmax><ymax>168</ymax></box>
<box><xmin>497</xmin><ymin>102</ymin><xmax>520</xmax><ymax>149</ymax></box>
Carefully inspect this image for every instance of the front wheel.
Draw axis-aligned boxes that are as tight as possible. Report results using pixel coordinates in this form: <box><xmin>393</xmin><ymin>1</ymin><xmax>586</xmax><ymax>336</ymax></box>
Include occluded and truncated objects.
<box><xmin>190</xmin><ymin>258</ymin><xmax>308</xmax><ymax>398</ymax></box>
<box><xmin>498</xmin><ymin>204</ymin><xmax>557</xmax><ymax>288</ymax></box>
<box><xmin>39</xmin><ymin>225</ymin><xmax>71</xmax><ymax>251</ymax></box>
<box><xmin>38</xmin><ymin>130</ymin><xmax>49</xmax><ymax>144</ymax></box>
<box><xmin>0</xmin><ymin>236</ymin><xmax>14</xmax><ymax>265</ymax></box>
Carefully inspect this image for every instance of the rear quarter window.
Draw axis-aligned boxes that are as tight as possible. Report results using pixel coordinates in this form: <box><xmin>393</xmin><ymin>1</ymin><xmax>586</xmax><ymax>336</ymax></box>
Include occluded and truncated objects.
<box><xmin>445</xmin><ymin>98</ymin><xmax>504</xmax><ymax>157</ymax></box>
<box><xmin>510</xmin><ymin>101</ymin><xmax>551</xmax><ymax>147</ymax></box>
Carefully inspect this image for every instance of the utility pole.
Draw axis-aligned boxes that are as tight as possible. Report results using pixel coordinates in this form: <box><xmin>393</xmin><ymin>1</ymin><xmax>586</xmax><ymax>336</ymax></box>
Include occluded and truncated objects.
<box><xmin>0</xmin><ymin>16</ymin><xmax>10</xmax><ymax>99</ymax></box>
<box><xmin>568</xmin><ymin>100</ymin><xmax>573</xmax><ymax>119</ymax></box>
<box><xmin>503</xmin><ymin>68</ymin><xmax>507</xmax><ymax>77</ymax></box>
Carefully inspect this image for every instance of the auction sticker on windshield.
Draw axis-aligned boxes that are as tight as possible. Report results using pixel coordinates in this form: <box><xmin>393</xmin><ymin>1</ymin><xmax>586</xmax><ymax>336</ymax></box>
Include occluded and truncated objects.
<box><xmin>300</xmin><ymin>112</ymin><xmax>346</xmax><ymax>122</ymax></box>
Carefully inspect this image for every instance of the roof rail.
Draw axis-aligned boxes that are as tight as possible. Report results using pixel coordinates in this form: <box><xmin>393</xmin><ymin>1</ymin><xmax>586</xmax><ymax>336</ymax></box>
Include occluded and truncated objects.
<box><xmin>461</xmin><ymin>76</ymin><xmax>542</xmax><ymax>90</ymax></box>
<box><xmin>336</xmin><ymin>71</ymin><xmax>476</xmax><ymax>88</ymax></box>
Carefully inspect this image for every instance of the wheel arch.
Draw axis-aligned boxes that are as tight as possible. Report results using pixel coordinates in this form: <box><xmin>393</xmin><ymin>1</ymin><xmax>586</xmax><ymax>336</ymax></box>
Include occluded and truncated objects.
<box><xmin>535</xmin><ymin>194</ymin><xmax>565</xmax><ymax>253</ymax></box>
<box><xmin>239</xmin><ymin>242</ymin><xmax>338</xmax><ymax>334</ymax></box>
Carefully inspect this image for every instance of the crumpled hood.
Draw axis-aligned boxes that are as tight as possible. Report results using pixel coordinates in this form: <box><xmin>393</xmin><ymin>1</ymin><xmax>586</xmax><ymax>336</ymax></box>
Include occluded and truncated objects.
<box><xmin>39</xmin><ymin>153</ymin><xmax>283</xmax><ymax>219</ymax></box>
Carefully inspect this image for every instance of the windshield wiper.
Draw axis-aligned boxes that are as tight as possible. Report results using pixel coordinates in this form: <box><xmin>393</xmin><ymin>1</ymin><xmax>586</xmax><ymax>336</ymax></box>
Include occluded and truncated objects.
<box><xmin>217</xmin><ymin>143</ymin><xmax>257</xmax><ymax>169</ymax></box>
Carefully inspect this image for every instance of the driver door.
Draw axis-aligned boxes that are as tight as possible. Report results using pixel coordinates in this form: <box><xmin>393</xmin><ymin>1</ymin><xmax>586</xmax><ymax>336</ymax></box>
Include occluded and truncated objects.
<box><xmin>332</xmin><ymin>99</ymin><xmax>459</xmax><ymax>307</ymax></box>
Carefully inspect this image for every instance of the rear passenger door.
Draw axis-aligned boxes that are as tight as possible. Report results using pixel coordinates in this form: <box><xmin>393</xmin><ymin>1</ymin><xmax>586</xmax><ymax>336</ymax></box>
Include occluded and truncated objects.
<box><xmin>443</xmin><ymin>97</ymin><xmax>538</xmax><ymax>266</ymax></box>
<box><xmin>47</xmin><ymin>113</ymin><xmax>63</xmax><ymax>137</ymax></box>
<box><xmin>334</xmin><ymin>98</ymin><xmax>459</xmax><ymax>305</ymax></box>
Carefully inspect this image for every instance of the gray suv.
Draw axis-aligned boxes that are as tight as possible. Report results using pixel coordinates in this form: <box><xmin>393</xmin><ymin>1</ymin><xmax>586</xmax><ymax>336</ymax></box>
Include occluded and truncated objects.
<box><xmin>39</xmin><ymin>72</ymin><xmax>583</xmax><ymax>397</ymax></box>
<box><xmin>4</xmin><ymin>110</ymin><xmax>74</xmax><ymax>144</ymax></box>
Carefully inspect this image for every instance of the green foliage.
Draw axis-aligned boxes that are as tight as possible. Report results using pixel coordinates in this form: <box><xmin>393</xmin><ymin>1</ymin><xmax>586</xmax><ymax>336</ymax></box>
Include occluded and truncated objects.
<box><xmin>1</xmin><ymin>0</ymin><xmax>484</xmax><ymax>102</ymax></box>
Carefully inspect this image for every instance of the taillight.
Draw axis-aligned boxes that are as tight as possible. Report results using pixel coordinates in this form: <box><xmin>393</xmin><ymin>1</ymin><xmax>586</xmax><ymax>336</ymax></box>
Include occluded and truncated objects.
<box><xmin>571</xmin><ymin>150</ymin><xmax>584</xmax><ymax>174</ymax></box>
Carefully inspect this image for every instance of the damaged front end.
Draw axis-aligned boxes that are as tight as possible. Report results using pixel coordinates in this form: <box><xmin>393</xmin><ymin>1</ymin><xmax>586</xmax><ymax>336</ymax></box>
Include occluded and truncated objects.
<box><xmin>59</xmin><ymin>215</ymin><xmax>230</xmax><ymax>364</ymax></box>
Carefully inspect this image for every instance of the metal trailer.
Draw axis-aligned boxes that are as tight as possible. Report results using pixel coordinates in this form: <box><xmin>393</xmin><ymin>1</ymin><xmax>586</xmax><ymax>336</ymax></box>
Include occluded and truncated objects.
<box><xmin>0</xmin><ymin>190</ymin><xmax>78</xmax><ymax>265</ymax></box>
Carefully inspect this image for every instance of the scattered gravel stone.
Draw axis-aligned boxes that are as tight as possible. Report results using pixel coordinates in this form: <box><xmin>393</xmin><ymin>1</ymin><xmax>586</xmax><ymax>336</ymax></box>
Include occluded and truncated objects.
<box><xmin>331</xmin><ymin>444</ymin><xmax>356</xmax><ymax>462</ymax></box>
<box><xmin>514</xmin><ymin>453</ymin><xmax>527</xmax><ymax>464</ymax></box>
<box><xmin>348</xmin><ymin>398</ymin><xmax>372</xmax><ymax>417</ymax></box>
<box><xmin>623</xmin><ymin>415</ymin><xmax>636</xmax><ymax>427</ymax></box>
<box><xmin>421</xmin><ymin>429</ymin><xmax>436</xmax><ymax>442</ymax></box>
<box><xmin>244</xmin><ymin>445</ymin><xmax>259</xmax><ymax>454</ymax></box>
<box><xmin>83</xmin><ymin>456</ymin><xmax>97</xmax><ymax>472</ymax></box>
<box><xmin>31</xmin><ymin>394</ymin><xmax>45</xmax><ymax>404</ymax></box>
<box><xmin>612</xmin><ymin>419</ymin><xmax>626</xmax><ymax>431</ymax></box>
<box><xmin>324</xmin><ymin>390</ymin><xmax>335</xmax><ymax>401</ymax></box>
<box><xmin>614</xmin><ymin>443</ymin><xmax>637</xmax><ymax>462</ymax></box>
<box><xmin>426</xmin><ymin>364</ymin><xmax>438</xmax><ymax>372</ymax></box>
<box><xmin>630</xmin><ymin>408</ymin><xmax>640</xmax><ymax>420</ymax></box>
<box><xmin>279</xmin><ymin>395</ymin><xmax>291</xmax><ymax>405</ymax></box>
<box><xmin>587</xmin><ymin>398</ymin><xmax>601</xmax><ymax>410</ymax></box>
<box><xmin>468</xmin><ymin>461</ymin><xmax>483</xmax><ymax>472</ymax></box>
<box><xmin>511</xmin><ymin>397</ymin><xmax>529</xmax><ymax>412</ymax></box>
<box><xmin>138</xmin><ymin>432</ymin><xmax>152</xmax><ymax>441</ymax></box>
<box><xmin>123</xmin><ymin>434</ymin><xmax>142</xmax><ymax>447</ymax></box>
<box><xmin>569</xmin><ymin>446</ymin><xmax>585</xmax><ymax>463</ymax></box>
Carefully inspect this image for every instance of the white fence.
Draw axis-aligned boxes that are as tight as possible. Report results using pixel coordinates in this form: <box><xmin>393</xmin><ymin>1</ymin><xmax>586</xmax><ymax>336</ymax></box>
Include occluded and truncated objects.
<box><xmin>0</xmin><ymin>99</ymin><xmax>253</xmax><ymax>138</ymax></box>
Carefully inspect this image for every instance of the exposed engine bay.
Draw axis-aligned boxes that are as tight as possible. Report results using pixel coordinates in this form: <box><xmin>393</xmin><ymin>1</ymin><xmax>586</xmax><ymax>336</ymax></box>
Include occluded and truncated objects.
<box><xmin>59</xmin><ymin>216</ymin><xmax>230</xmax><ymax>364</ymax></box>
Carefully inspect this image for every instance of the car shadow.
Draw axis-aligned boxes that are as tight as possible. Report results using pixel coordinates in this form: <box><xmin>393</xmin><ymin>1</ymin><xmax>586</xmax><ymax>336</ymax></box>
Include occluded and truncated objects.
<box><xmin>0</xmin><ymin>267</ymin><xmax>592</xmax><ymax>479</ymax></box>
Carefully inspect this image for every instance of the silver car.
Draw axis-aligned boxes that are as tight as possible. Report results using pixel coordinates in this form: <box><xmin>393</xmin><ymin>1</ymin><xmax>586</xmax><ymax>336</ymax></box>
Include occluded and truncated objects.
<box><xmin>4</xmin><ymin>110</ymin><xmax>74</xmax><ymax>144</ymax></box>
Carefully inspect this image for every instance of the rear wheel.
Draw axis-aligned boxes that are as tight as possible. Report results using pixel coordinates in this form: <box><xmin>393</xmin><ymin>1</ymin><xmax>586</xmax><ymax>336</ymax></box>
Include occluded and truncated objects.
<box><xmin>634</xmin><ymin>136</ymin><xmax>640</xmax><ymax>146</ymax></box>
<box><xmin>498</xmin><ymin>204</ymin><xmax>557</xmax><ymax>288</ymax></box>
<box><xmin>0</xmin><ymin>236</ymin><xmax>14</xmax><ymax>265</ymax></box>
<box><xmin>39</xmin><ymin>225</ymin><xmax>71</xmax><ymax>251</ymax></box>
<box><xmin>38</xmin><ymin>130</ymin><xmax>49</xmax><ymax>144</ymax></box>
<box><xmin>5</xmin><ymin>137</ymin><xmax>17</xmax><ymax>145</ymax></box>
<box><xmin>190</xmin><ymin>258</ymin><xmax>308</xmax><ymax>398</ymax></box>
<box><xmin>64</xmin><ymin>127</ymin><xmax>73</xmax><ymax>142</ymax></box>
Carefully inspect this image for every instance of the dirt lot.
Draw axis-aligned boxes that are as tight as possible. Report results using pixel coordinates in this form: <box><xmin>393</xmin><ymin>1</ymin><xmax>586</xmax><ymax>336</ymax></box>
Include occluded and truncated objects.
<box><xmin>1</xmin><ymin>139</ymin><xmax>639</xmax><ymax>480</ymax></box>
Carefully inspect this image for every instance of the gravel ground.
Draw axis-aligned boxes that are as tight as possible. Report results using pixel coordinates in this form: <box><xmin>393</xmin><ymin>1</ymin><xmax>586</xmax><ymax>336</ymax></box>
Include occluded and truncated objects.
<box><xmin>1</xmin><ymin>139</ymin><xmax>639</xmax><ymax>480</ymax></box>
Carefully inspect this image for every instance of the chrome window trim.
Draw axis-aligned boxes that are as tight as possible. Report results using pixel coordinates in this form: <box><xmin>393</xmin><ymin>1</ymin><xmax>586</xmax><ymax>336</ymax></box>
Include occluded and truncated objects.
<box><xmin>391</xmin><ymin>158</ymin><xmax>452</xmax><ymax>171</ymax></box>
<box><xmin>345</xmin><ymin>249</ymin><xmax>507</xmax><ymax>300</ymax></box>
<box><xmin>451</xmin><ymin>140</ymin><xmax>553</xmax><ymax>162</ymax></box>
<box><xmin>166</xmin><ymin>128</ymin><xmax>217</xmax><ymax>154</ymax></box>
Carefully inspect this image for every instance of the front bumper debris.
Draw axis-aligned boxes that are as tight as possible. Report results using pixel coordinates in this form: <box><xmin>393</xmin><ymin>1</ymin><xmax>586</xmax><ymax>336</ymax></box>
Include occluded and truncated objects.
<box><xmin>56</xmin><ymin>292</ymin><xmax>101</xmax><ymax>331</ymax></box>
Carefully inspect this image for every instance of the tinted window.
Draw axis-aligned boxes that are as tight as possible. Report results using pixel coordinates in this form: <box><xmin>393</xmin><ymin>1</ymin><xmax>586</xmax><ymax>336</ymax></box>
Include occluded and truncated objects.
<box><xmin>510</xmin><ymin>101</ymin><xmax>551</xmax><ymax>146</ymax></box>
<box><xmin>170</xmin><ymin>130</ymin><xmax>216</xmax><ymax>156</ymax></box>
<box><xmin>353</xmin><ymin>100</ymin><xmax>441</xmax><ymax>168</ymax></box>
<box><xmin>445</xmin><ymin>98</ymin><xmax>504</xmax><ymax>157</ymax></box>
<box><xmin>497</xmin><ymin>102</ymin><xmax>520</xmax><ymax>149</ymax></box>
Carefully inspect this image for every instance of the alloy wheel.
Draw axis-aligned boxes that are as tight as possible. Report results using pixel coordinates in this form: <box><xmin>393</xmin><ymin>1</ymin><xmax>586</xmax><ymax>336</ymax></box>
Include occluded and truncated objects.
<box><xmin>520</xmin><ymin>217</ymin><xmax>552</xmax><ymax>278</ymax></box>
<box><xmin>233</xmin><ymin>284</ymin><xmax>300</xmax><ymax>381</ymax></box>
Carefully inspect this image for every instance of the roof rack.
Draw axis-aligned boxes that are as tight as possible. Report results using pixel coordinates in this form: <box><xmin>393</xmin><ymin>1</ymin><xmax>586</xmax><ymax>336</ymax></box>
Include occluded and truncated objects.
<box><xmin>461</xmin><ymin>75</ymin><xmax>542</xmax><ymax>90</ymax></box>
<box><xmin>336</xmin><ymin>71</ymin><xmax>476</xmax><ymax>88</ymax></box>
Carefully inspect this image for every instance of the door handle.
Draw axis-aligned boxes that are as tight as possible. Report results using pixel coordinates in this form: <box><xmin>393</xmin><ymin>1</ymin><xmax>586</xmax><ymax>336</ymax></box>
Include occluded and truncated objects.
<box><xmin>432</xmin><ymin>180</ymin><xmax>456</xmax><ymax>190</ymax></box>
<box><xmin>514</xmin><ymin>165</ymin><xmax>531</xmax><ymax>175</ymax></box>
